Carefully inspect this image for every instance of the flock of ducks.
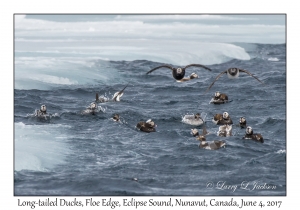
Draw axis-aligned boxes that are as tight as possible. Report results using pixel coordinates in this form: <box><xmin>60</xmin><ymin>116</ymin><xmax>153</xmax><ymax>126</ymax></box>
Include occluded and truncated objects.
<box><xmin>145</xmin><ymin>63</ymin><xmax>265</xmax><ymax>150</ymax></box>
<box><xmin>33</xmin><ymin>63</ymin><xmax>265</xmax><ymax>150</ymax></box>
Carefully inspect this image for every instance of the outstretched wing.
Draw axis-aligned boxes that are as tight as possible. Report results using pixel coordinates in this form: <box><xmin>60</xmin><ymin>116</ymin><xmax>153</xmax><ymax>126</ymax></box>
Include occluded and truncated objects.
<box><xmin>238</xmin><ymin>68</ymin><xmax>264</xmax><ymax>84</ymax></box>
<box><xmin>205</xmin><ymin>70</ymin><xmax>227</xmax><ymax>93</ymax></box>
<box><xmin>146</xmin><ymin>65</ymin><xmax>173</xmax><ymax>74</ymax></box>
<box><xmin>202</xmin><ymin>124</ymin><xmax>208</xmax><ymax>136</ymax></box>
<box><xmin>184</xmin><ymin>64</ymin><xmax>212</xmax><ymax>71</ymax></box>
<box><xmin>112</xmin><ymin>84</ymin><xmax>129</xmax><ymax>101</ymax></box>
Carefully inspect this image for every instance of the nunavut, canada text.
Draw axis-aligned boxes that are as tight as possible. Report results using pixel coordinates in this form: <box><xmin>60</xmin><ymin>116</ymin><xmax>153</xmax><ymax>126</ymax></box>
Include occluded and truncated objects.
<box><xmin>17</xmin><ymin>197</ymin><xmax>283</xmax><ymax>209</ymax></box>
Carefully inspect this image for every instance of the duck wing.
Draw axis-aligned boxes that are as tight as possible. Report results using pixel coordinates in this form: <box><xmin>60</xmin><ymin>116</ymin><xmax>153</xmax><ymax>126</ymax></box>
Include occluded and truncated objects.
<box><xmin>238</xmin><ymin>68</ymin><xmax>264</xmax><ymax>84</ymax></box>
<box><xmin>184</xmin><ymin>64</ymin><xmax>212</xmax><ymax>71</ymax></box>
<box><xmin>146</xmin><ymin>65</ymin><xmax>173</xmax><ymax>74</ymax></box>
<box><xmin>112</xmin><ymin>84</ymin><xmax>128</xmax><ymax>101</ymax></box>
<box><xmin>205</xmin><ymin>70</ymin><xmax>227</xmax><ymax>93</ymax></box>
<box><xmin>202</xmin><ymin>124</ymin><xmax>208</xmax><ymax>136</ymax></box>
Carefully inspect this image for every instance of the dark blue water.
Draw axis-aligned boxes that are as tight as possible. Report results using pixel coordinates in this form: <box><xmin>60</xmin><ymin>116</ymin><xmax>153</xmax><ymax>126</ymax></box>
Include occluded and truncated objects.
<box><xmin>14</xmin><ymin>43</ymin><xmax>286</xmax><ymax>196</ymax></box>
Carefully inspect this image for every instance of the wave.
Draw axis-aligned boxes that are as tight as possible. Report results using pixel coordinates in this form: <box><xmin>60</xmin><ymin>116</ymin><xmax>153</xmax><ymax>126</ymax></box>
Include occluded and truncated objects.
<box><xmin>268</xmin><ymin>57</ymin><xmax>279</xmax><ymax>61</ymax></box>
<box><xmin>16</xmin><ymin>42</ymin><xmax>251</xmax><ymax>66</ymax></box>
<box><xmin>276</xmin><ymin>149</ymin><xmax>286</xmax><ymax>154</ymax></box>
<box><xmin>261</xmin><ymin>117</ymin><xmax>286</xmax><ymax>125</ymax></box>
<box><xmin>14</xmin><ymin>122</ymin><xmax>71</xmax><ymax>171</ymax></box>
<box><xmin>14</xmin><ymin>57</ymin><xmax>123</xmax><ymax>90</ymax></box>
<box><xmin>14</xmin><ymin>42</ymin><xmax>251</xmax><ymax>90</ymax></box>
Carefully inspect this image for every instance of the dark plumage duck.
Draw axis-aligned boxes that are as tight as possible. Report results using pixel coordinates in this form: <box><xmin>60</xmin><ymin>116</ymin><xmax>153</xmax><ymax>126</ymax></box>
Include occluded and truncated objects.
<box><xmin>243</xmin><ymin>126</ymin><xmax>264</xmax><ymax>143</ymax></box>
<box><xmin>212</xmin><ymin>112</ymin><xmax>233</xmax><ymax>125</ymax></box>
<box><xmin>206</xmin><ymin>67</ymin><xmax>264</xmax><ymax>92</ymax></box>
<box><xmin>146</xmin><ymin>64</ymin><xmax>212</xmax><ymax>80</ymax></box>
<box><xmin>239</xmin><ymin>117</ymin><xmax>247</xmax><ymax>128</ymax></box>
<box><xmin>112</xmin><ymin>114</ymin><xmax>120</xmax><ymax>122</ymax></box>
<box><xmin>210</xmin><ymin>91</ymin><xmax>229</xmax><ymax>104</ymax></box>
<box><xmin>136</xmin><ymin>119</ymin><xmax>157</xmax><ymax>133</ymax></box>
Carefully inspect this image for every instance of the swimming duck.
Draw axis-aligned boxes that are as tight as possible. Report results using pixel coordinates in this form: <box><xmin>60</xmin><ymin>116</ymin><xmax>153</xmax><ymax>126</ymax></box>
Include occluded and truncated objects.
<box><xmin>136</xmin><ymin>119</ymin><xmax>157</xmax><ymax>133</ymax></box>
<box><xmin>217</xmin><ymin>124</ymin><xmax>232</xmax><ymax>137</ymax></box>
<box><xmin>35</xmin><ymin>105</ymin><xmax>47</xmax><ymax>117</ymax></box>
<box><xmin>112</xmin><ymin>114</ymin><xmax>120</xmax><ymax>122</ymax></box>
<box><xmin>239</xmin><ymin>117</ymin><xmax>247</xmax><ymax>128</ymax></box>
<box><xmin>82</xmin><ymin>102</ymin><xmax>98</xmax><ymax>115</ymax></box>
<box><xmin>182</xmin><ymin>113</ymin><xmax>205</xmax><ymax>126</ymax></box>
<box><xmin>243</xmin><ymin>126</ymin><xmax>264</xmax><ymax>143</ymax></box>
<box><xmin>212</xmin><ymin>112</ymin><xmax>233</xmax><ymax>125</ymax></box>
<box><xmin>210</xmin><ymin>91</ymin><xmax>229</xmax><ymax>104</ymax></box>
<box><xmin>96</xmin><ymin>84</ymin><xmax>128</xmax><ymax>103</ymax></box>
<box><xmin>191</xmin><ymin>127</ymin><xmax>226</xmax><ymax>150</ymax></box>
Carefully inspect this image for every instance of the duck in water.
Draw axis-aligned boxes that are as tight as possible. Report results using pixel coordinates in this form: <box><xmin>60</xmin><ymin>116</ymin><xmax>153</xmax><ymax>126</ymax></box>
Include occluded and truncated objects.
<box><xmin>82</xmin><ymin>102</ymin><xmax>99</xmax><ymax>115</ymax></box>
<box><xmin>35</xmin><ymin>105</ymin><xmax>47</xmax><ymax>117</ymax></box>
<box><xmin>217</xmin><ymin>124</ymin><xmax>233</xmax><ymax>137</ymax></box>
<box><xmin>239</xmin><ymin>117</ymin><xmax>247</xmax><ymax>128</ymax></box>
<box><xmin>243</xmin><ymin>126</ymin><xmax>264</xmax><ymax>143</ymax></box>
<box><xmin>210</xmin><ymin>91</ymin><xmax>229</xmax><ymax>104</ymax></box>
<box><xmin>191</xmin><ymin>126</ymin><xmax>226</xmax><ymax>150</ymax></box>
<box><xmin>112</xmin><ymin>114</ymin><xmax>120</xmax><ymax>122</ymax></box>
<box><xmin>212</xmin><ymin>112</ymin><xmax>233</xmax><ymax>125</ymax></box>
<box><xmin>136</xmin><ymin>119</ymin><xmax>157</xmax><ymax>133</ymax></box>
<box><xmin>96</xmin><ymin>84</ymin><xmax>128</xmax><ymax>103</ymax></box>
<box><xmin>182</xmin><ymin>113</ymin><xmax>205</xmax><ymax>126</ymax></box>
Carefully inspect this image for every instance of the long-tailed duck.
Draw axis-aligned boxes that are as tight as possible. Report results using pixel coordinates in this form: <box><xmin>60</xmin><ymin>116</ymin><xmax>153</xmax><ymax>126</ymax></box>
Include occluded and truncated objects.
<box><xmin>112</xmin><ymin>84</ymin><xmax>128</xmax><ymax>101</ymax></box>
<box><xmin>206</xmin><ymin>67</ymin><xmax>264</xmax><ymax>92</ymax></box>
<box><xmin>239</xmin><ymin>117</ymin><xmax>247</xmax><ymax>128</ymax></box>
<box><xmin>217</xmin><ymin>124</ymin><xmax>233</xmax><ymax>137</ymax></box>
<box><xmin>146</xmin><ymin>64</ymin><xmax>212</xmax><ymax>80</ymax></box>
<box><xmin>96</xmin><ymin>84</ymin><xmax>128</xmax><ymax>103</ymax></box>
<box><xmin>210</xmin><ymin>91</ymin><xmax>229</xmax><ymax>104</ymax></box>
<box><xmin>182</xmin><ymin>113</ymin><xmax>205</xmax><ymax>126</ymax></box>
<box><xmin>136</xmin><ymin>119</ymin><xmax>157</xmax><ymax>133</ymax></box>
<box><xmin>82</xmin><ymin>102</ymin><xmax>98</xmax><ymax>115</ymax></box>
<box><xmin>112</xmin><ymin>114</ymin><xmax>120</xmax><ymax>122</ymax></box>
<box><xmin>212</xmin><ymin>112</ymin><xmax>233</xmax><ymax>125</ymax></box>
<box><xmin>95</xmin><ymin>93</ymin><xmax>109</xmax><ymax>103</ymax></box>
<box><xmin>243</xmin><ymin>126</ymin><xmax>264</xmax><ymax>143</ymax></box>
<box><xmin>191</xmin><ymin>127</ymin><xmax>226</xmax><ymax>150</ymax></box>
<box><xmin>35</xmin><ymin>105</ymin><xmax>47</xmax><ymax>116</ymax></box>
